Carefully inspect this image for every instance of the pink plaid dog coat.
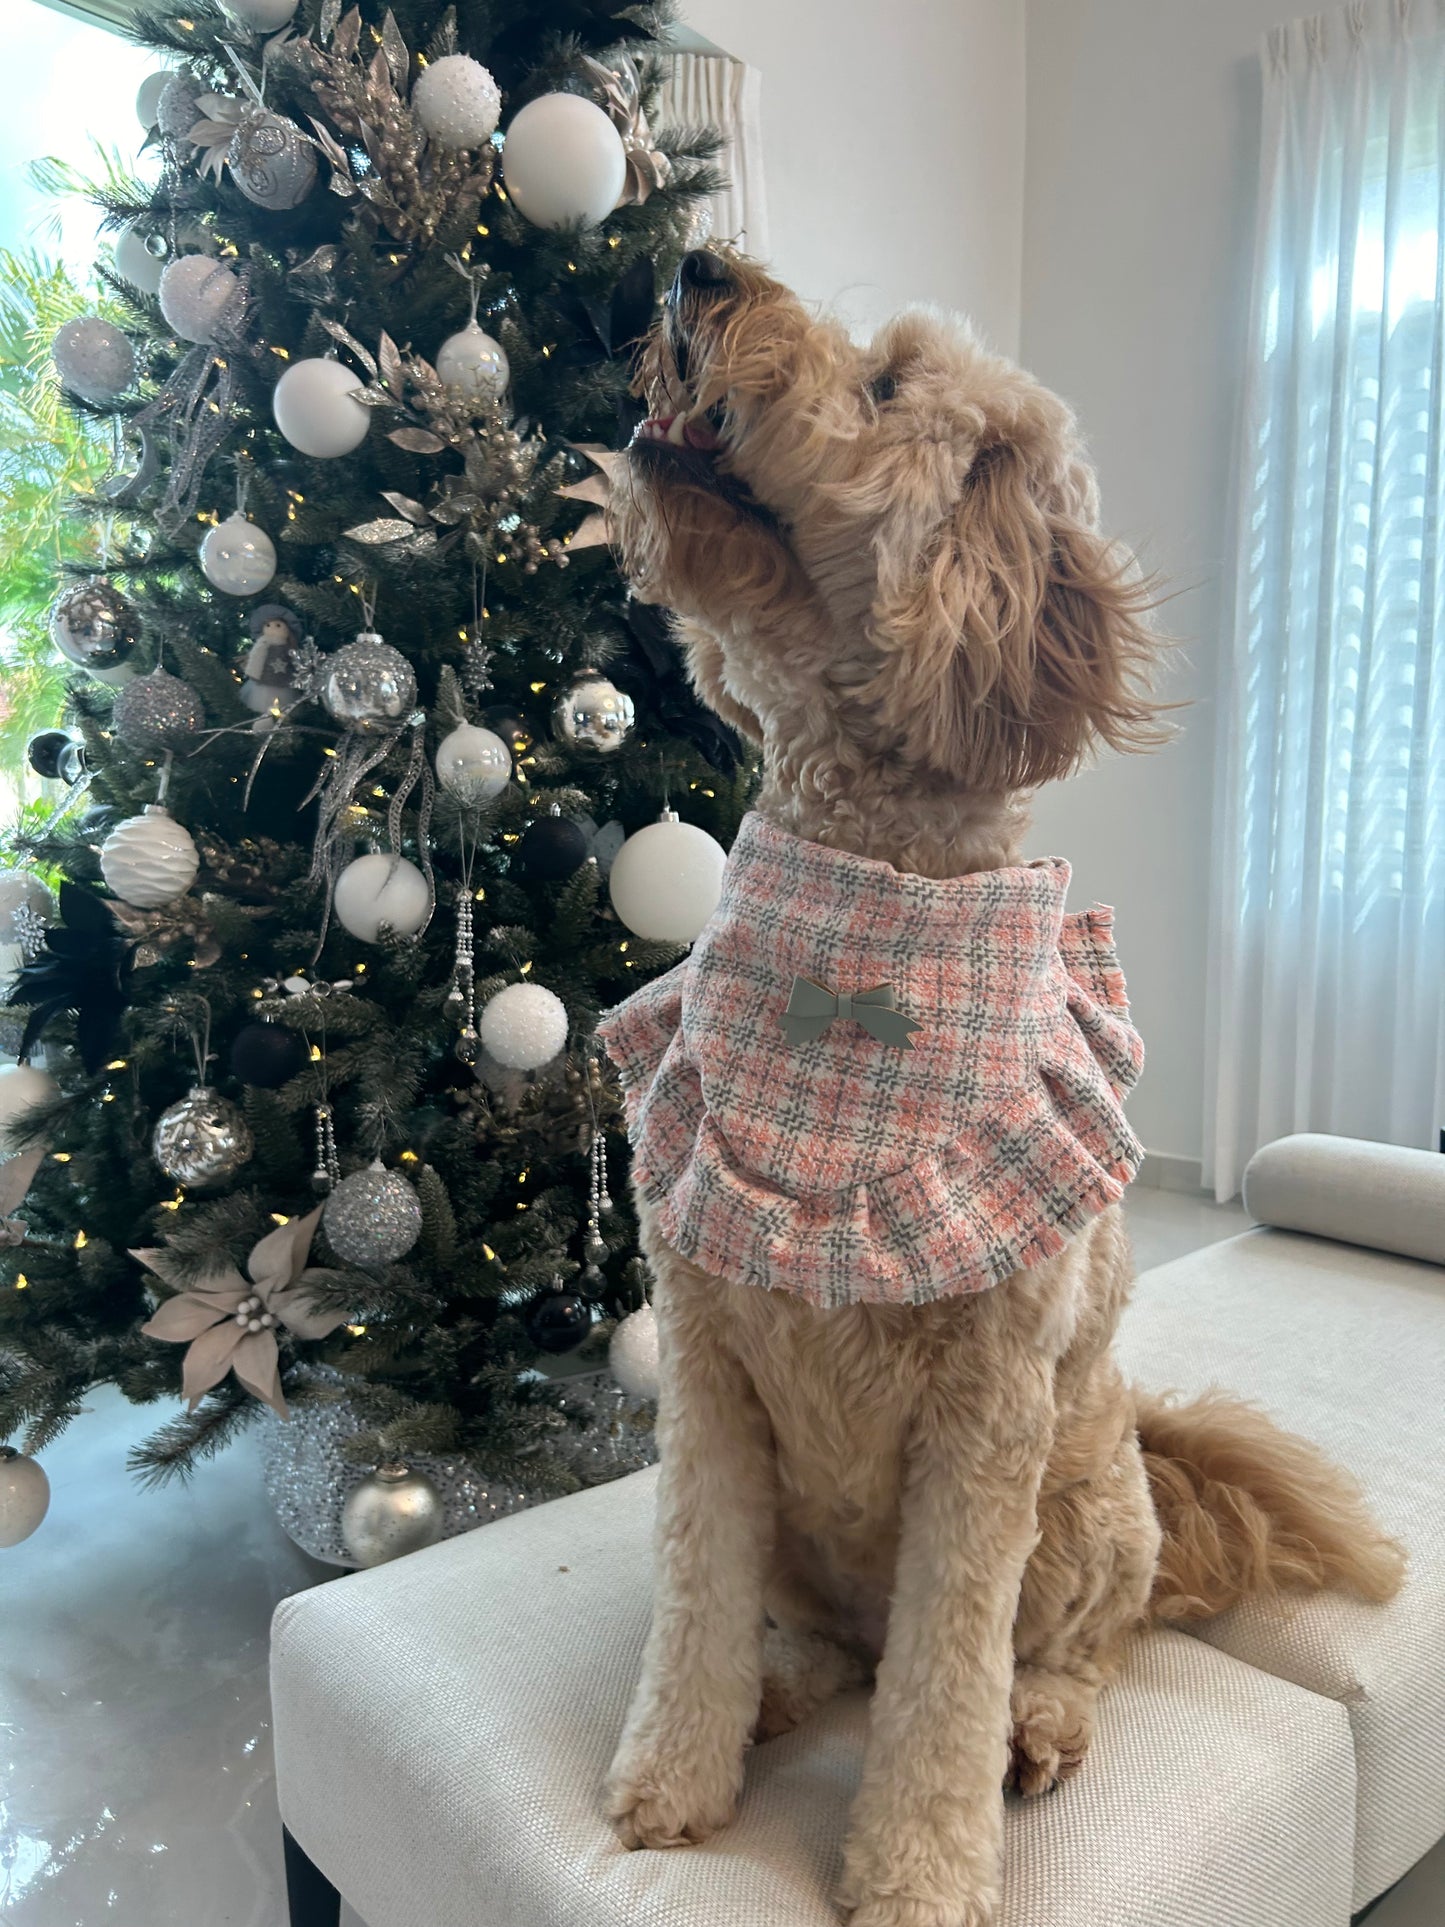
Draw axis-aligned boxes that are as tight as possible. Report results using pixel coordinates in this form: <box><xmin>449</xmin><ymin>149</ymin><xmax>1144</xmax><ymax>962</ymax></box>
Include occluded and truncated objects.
<box><xmin>596</xmin><ymin>812</ymin><xmax>1144</xmax><ymax>1309</ymax></box>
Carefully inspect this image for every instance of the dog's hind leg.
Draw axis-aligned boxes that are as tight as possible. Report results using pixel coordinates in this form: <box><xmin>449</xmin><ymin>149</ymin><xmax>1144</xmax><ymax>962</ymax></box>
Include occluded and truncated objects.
<box><xmin>755</xmin><ymin>1622</ymin><xmax>870</xmax><ymax>1740</ymax></box>
<box><xmin>1007</xmin><ymin>1423</ymin><xmax>1160</xmax><ymax>1797</ymax></box>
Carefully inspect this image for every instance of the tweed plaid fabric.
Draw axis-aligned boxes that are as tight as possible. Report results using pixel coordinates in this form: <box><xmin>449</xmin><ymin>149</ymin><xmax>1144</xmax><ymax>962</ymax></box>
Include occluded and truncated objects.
<box><xmin>597</xmin><ymin>813</ymin><xmax>1144</xmax><ymax>1307</ymax></box>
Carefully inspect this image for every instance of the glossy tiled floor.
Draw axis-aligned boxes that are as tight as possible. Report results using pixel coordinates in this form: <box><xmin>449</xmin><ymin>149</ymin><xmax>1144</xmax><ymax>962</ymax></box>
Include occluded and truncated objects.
<box><xmin>2</xmin><ymin>1188</ymin><xmax>1440</xmax><ymax>1927</ymax></box>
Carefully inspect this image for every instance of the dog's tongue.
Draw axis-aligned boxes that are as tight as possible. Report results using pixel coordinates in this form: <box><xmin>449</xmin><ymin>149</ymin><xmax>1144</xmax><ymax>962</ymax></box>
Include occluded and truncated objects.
<box><xmin>634</xmin><ymin>412</ymin><xmax>720</xmax><ymax>451</ymax></box>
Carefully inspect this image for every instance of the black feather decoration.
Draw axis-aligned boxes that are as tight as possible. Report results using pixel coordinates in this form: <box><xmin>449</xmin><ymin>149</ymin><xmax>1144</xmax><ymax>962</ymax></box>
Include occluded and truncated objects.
<box><xmin>6</xmin><ymin>882</ymin><xmax>135</xmax><ymax>1075</ymax></box>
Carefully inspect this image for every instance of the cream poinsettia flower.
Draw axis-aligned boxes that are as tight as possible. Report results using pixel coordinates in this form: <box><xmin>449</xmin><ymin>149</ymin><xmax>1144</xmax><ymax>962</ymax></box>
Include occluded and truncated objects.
<box><xmin>133</xmin><ymin>1205</ymin><xmax>348</xmax><ymax>1418</ymax></box>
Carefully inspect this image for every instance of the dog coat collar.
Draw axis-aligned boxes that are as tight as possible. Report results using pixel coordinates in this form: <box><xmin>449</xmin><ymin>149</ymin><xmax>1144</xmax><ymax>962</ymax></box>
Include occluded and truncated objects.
<box><xmin>596</xmin><ymin>811</ymin><xmax>1144</xmax><ymax>1309</ymax></box>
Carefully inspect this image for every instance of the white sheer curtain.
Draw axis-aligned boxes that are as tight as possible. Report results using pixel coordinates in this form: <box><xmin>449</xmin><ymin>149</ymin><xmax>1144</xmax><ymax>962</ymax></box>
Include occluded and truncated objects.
<box><xmin>1205</xmin><ymin>0</ymin><xmax>1445</xmax><ymax>1199</ymax></box>
<box><xmin>658</xmin><ymin>52</ymin><xmax>769</xmax><ymax>261</ymax></box>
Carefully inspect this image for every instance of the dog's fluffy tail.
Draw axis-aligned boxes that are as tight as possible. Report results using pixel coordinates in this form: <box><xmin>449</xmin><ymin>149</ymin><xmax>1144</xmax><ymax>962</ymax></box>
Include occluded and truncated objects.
<box><xmin>1135</xmin><ymin>1389</ymin><xmax>1406</xmax><ymax>1622</ymax></box>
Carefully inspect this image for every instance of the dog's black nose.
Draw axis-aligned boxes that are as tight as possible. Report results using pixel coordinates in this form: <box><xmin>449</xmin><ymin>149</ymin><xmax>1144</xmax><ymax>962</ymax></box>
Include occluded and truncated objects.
<box><xmin>677</xmin><ymin>249</ymin><xmax>731</xmax><ymax>294</ymax></box>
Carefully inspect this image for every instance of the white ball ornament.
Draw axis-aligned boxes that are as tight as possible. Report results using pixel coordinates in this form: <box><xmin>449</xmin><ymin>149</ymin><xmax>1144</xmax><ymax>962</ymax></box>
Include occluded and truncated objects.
<box><xmin>136</xmin><ymin>70</ymin><xmax>172</xmax><ymax>130</ymax></box>
<box><xmin>0</xmin><ymin>870</ymin><xmax>56</xmax><ymax>946</ymax></box>
<box><xmin>609</xmin><ymin>1302</ymin><xmax>660</xmax><ymax>1401</ymax></box>
<box><xmin>0</xmin><ymin>1064</ymin><xmax>60</xmax><ymax>1151</ymax></box>
<box><xmin>608</xmin><ymin>810</ymin><xmax>727</xmax><ymax>944</ymax></box>
<box><xmin>113</xmin><ymin>223</ymin><xmax>166</xmax><ymax>297</ymax></box>
<box><xmin>272</xmin><ymin>357</ymin><xmax>370</xmax><ymax>459</ymax></box>
<box><xmin>158</xmin><ymin>255</ymin><xmax>240</xmax><ymax>345</ymax></box>
<box><xmin>99</xmin><ymin>805</ymin><xmax>200</xmax><ymax>909</ymax></box>
<box><xmin>435</xmin><ymin>723</ymin><xmax>511</xmax><ymax>803</ymax></box>
<box><xmin>52</xmin><ymin>317</ymin><xmax>135</xmax><ymax>405</ymax></box>
<box><xmin>200</xmin><ymin>513</ymin><xmax>277</xmax><ymax>596</ymax></box>
<box><xmin>332</xmin><ymin>854</ymin><xmax>430</xmax><ymax>943</ymax></box>
<box><xmin>412</xmin><ymin>53</ymin><xmax>501</xmax><ymax>151</ymax></box>
<box><xmin>0</xmin><ymin>1448</ymin><xmax>50</xmax><ymax>1549</ymax></box>
<box><xmin>477</xmin><ymin>982</ymin><xmax>568</xmax><ymax>1071</ymax></box>
<box><xmin>223</xmin><ymin>0</ymin><xmax>298</xmax><ymax>28</ymax></box>
<box><xmin>435</xmin><ymin>321</ymin><xmax>510</xmax><ymax>403</ymax></box>
<box><xmin>502</xmin><ymin>93</ymin><xmax>628</xmax><ymax>230</ymax></box>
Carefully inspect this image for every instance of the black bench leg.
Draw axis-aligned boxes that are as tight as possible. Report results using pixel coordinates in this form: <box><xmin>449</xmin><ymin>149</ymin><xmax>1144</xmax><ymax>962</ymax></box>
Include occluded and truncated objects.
<box><xmin>284</xmin><ymin>1825</ymin><xmax>341</xmax><ymax>1927</ymax></box>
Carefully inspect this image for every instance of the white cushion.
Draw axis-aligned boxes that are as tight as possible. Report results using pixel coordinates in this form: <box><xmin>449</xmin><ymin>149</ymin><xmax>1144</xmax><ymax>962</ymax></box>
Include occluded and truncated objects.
<box><xmin>1243</xmin><ymin>1132</ymin><xmax>1445</xmax><ymax>1264</ymax></box>
<box><xmin>272</xmin><ymin>1462</ymin><xmax>1357</xmax><ymax>1927</ymax></box>
<box><xmin>1117</xmin><ymin>1227</ymin><xmax>1445</xmax><ymax>1908</ymax></box>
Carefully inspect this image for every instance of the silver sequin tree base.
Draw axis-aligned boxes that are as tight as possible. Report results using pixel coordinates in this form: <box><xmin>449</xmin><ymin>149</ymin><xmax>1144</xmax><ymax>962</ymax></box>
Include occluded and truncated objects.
<box><xmin>262</xmin><ymin>1368</ymin><xmax>657</xmax><ymax>1566</ymax></box>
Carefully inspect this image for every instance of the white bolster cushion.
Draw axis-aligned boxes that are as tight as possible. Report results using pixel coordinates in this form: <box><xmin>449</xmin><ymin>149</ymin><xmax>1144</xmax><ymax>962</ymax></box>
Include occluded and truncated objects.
<box><xmin>1243</xmin><ymin>1133</ymin><xmax>1445</xmax><ymax>1266</ymax></box>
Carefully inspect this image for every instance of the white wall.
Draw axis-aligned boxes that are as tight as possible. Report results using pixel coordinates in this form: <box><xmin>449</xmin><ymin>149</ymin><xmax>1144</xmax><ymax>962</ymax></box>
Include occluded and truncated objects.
<box><xmin>1021</xmin><ymin>0</ymin><xmax>1306</xmax><ymax>1168</ymax></box>
<box><xmin>683</xmin><ymin>0</ymin><xmax>1026</xmax><ymax>353</ymax></box>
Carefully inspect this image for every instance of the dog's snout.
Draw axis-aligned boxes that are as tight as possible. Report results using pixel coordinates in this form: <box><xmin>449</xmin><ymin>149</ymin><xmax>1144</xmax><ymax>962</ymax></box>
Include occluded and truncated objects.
<box><xmin>675</xmin><ymin>249</ymin><xmax>731</xmax><ymax>297</ymax></box>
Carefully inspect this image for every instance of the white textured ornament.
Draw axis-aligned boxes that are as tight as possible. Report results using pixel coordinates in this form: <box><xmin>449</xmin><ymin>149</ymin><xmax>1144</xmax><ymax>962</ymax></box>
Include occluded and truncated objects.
<box><xmin>502</xmin><ymin>93</ymin><xmax>627</xmax><ymax>229</ymax></box>
<box><xmin>608</xmin><ymin>811</ymin><xmax>726</xmax><ymax>943</ymax></box>
<box><xmin>332</xmin><ymin>854</ymin><xmax>430</xmax><ymax>942</ymax></box>
<box><xmin>323</xmin><ymin>1162</ymin><xmax>423</xmax><ymax>1267</ymax></box>
<box><xmin>609</xmin><ymin>1302</ymin><xmax>660</xmax><ymax>1401</ymax></box>
<box><xmin>412</xmin><ymin>53</ymin><xmax>501</xmax><ymax>151</ymax></box>
<box><xmin>136</xmin><ymin>70</ymin><xmax>172</xmax><ymax>130</ymax></box>
<box><xmin>52</xmin><ymin>316</ymin><xmax>135</xmax><ymax>405</ymax></box>
<box><xmin>0</xmin><ymin>1063</ymin><xmax>59</xmax><ymax>1150</ymax></box>
<box><xmin>227</xmin><ymin>107</ymin><xmax>317</xmax><ymax>211</ymax></box>
<box><xmin>158</xmin><ymin>255</ymin><xmax>239</xmax><ymax>345</ymax></box>
<box><xmin>0</xmin><ymin>870</ymin><xmax>56</xmax><ymax>946</ymax></box>
<box><xmin>100</xmin><ymin>805</ymin><xmax>200</xmax><ymax>909</ymax></box>
<box><xmin>152</xmin><ymin>1087</ymin><xmax>253</xmax><ymax>1187</ymax></box>
<box><xmin>478</xmin><ymin>981</ymin><xmax>568</xmax><ymax>1071</ymax></box>
<box><xmin>434</xmin><ymin>722</ymin><xmax>510</xmax><ymax>803</ymax></box>
<box><xmin>272</xmin><ymin>357</ymin><xmax>370</xmax><ymax>459</ymax></box>
<box><xmin>113</xmin><ymin>222</ymin><xmax>166</xmax><ymax>296</ymax></box>
<box><xmin>0</xmin><ymin>1449</ymin><xmax>50</xmax><ymax>1549</ymax></box>
<box><xmin>435</xmin><ymin>321</ymin><xmax>509</xmax><ymax>402</ymax></box>
<box><xmin>200</xmin><ymin>513</ymin><xmax>277</xmax><ymax>596</ymax></box>
<box><xmin>223</xmin><ymin>0</ymin><xmax>298</xmax><ymax>28</ymax></box>
<box><xmin>340</xmin><ymin>1461</ymin><xmax>441</xmax><ymax>1566</ymax></box>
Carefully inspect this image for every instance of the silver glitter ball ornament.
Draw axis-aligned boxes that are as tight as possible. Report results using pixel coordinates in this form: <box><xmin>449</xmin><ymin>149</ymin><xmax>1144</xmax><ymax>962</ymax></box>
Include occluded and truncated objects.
<box><xmin>320</xmin><ymin>633</ymin><xmax>417</xmax><ymax>731</ymax></box>
<box><xmin>156</xmin><ymin>71</ymin><xmax>205</xmax><ymax>144</ymax></box>
<box><xmin>49</xmin><ymin>579</ymin><xmax>141</xmax><ymax>673</ymax></box>
<box><xmin>227</xmin><ymin>106</ymin><xmax>317</xmax><ymax>211</ymax></box>
<box><xmin>341</xmin><ymin>1463</ymin><xmax>444</xmax><ymax>1567</ymax></box>
<box><xmin>322</xmin><ymin>1161</ymin><xmax>422</xmax><ymax>1266</ymax></box>
<box><xmin>110</xmin><ymin>666</ymin><xmax>206</xmax><ymax>751</ymax></box>
<box><xmin>551</xmin><ymin>669</ymin><xmax>635</xmax><ymax>753</ymax></box>
<box><xmin>152</xmin><ymin>1088</ymin><xmax>254</xmax><ymax>1187</ymax></box>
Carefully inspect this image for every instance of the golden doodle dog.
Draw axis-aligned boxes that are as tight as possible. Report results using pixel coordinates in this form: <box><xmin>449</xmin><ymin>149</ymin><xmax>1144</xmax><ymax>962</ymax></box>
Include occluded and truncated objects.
<box><xmin>594</xmin><ymin>250</ymin><xmax>1404</xmax><ymax>1927</ymax></box>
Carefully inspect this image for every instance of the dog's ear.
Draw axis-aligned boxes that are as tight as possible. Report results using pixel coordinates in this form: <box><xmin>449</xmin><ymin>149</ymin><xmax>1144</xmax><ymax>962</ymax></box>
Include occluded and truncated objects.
<box><xmin>866</xmin><ymin>437</ymin><xmax>1165</xmax><ymax>788</ymax></box>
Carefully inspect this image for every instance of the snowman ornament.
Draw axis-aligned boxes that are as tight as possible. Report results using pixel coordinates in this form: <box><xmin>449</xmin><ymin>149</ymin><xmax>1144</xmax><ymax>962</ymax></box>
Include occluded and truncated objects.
<box><xmin>240</xmin><ymin>603</ymin><xmax>306</xmax><ymax>729</ymax></box>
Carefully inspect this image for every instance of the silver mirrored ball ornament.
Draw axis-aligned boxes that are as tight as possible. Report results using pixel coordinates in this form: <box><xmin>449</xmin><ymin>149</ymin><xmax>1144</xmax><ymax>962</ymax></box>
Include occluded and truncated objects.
<box><xmin>320</xmin><ymin>634</ymin><xmax>417</xmax><ymax>730</ymax></box>
<box><xmin>49</xmin><ymin>580</ymin><xmax>141</xmax><ymax>673</ymax></box>
<box><xmin>552</xmin><ymin>670</ymin><xmax>635</xmax><ymax>753</ymax></box>
<box><xmin>340</xmin><ymin>1462</ymin><xmax>444</xmax><ymax>1567</ymax></box>
<box><xmin>152</xmin><ymin>1088</ymin><xmax>254</xmax><ymax>1187</ymax></box>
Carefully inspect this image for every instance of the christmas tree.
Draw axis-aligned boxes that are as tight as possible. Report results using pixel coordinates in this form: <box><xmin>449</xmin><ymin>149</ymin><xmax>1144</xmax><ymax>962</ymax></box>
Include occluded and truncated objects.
<box><xmin>0</xmin><ymin>0</ymin><xmax>747</xmax><ymax>1549</ymax></box>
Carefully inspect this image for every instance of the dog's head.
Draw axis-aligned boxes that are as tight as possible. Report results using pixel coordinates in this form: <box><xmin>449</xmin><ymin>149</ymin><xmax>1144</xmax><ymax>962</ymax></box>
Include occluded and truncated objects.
<box><xmin>614</xmin><ymin>250</ymin><xmax>1163</xmax><ymax>793</ymax></box>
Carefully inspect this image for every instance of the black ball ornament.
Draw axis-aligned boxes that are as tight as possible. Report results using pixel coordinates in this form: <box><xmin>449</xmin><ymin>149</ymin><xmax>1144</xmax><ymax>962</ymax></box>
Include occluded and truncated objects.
<box><xmin>229</xmin><ymin>1020</ymin><xmax>307</xmax><ymax>1089</ymax></box>
<box><xmin>26</xmin><ymin>730</ymin><xmax>77</xmax><ymax>781</ymax></box>
<box><xmin>518</xmin><ymin>814</ymin><xmax>588</xmax><ymax>881</ymax></box>
<box><xmin>526</xmin><ymin>1289</ymin><xmax>592</xmax><ymax>1355</ymax></box>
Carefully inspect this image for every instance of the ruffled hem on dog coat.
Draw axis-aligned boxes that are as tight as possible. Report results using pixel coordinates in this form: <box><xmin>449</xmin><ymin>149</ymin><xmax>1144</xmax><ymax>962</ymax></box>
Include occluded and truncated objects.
<box><xmin>596</xmin><ymin>812</ymin><xmax>1144</xmax><ymax>1309</ymax></box>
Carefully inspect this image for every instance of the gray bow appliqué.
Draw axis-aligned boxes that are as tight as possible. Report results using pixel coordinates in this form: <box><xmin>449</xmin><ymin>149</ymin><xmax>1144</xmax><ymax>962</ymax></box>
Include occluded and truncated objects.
<box><xmin>781</xmin><ymin>977</ymin><xmax>924</xmax><ymax>1050</ymax></box>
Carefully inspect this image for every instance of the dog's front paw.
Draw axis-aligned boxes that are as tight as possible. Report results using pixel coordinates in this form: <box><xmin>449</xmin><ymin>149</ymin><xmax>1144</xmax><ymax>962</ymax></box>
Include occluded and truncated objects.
<box><xmin>606</xmin><ymin>1747</ymin><xmax>743</xmax><ymax>1850</ymax></box>
<box><xmin>840</xmin><ymin>1831</ymin><xmax>1000</xmax><ymax>1927</ymax></box>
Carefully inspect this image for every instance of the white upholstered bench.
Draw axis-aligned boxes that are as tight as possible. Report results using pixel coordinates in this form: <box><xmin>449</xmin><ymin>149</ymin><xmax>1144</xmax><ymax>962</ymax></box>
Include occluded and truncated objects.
<box><xmin>270</xmin><ymin>1134</ymin><xmax>1445</xmax><ymax>1927</ymax></box>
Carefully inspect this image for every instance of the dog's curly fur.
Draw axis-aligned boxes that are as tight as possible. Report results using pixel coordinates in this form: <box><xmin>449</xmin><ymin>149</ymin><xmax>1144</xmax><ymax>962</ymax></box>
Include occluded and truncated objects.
<box><xmin>602</xmin><ymin>253</ymin><xmax>1405</xmax><ymax>1927</ymax></box>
